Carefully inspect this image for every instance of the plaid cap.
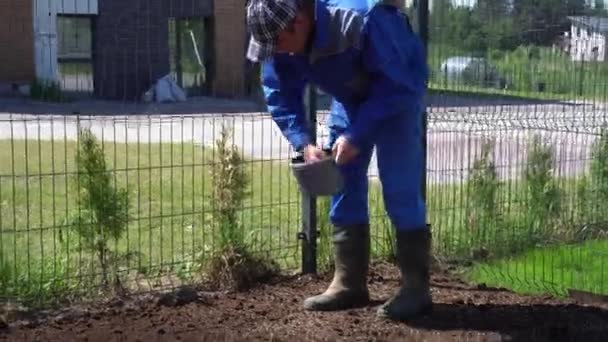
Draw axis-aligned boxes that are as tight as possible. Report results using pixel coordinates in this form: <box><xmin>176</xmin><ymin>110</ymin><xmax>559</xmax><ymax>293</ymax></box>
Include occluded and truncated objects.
<box><xmin>246</xmin><ymin>0</ymin><xmax>299</xmax><ymax>62</ymax></box>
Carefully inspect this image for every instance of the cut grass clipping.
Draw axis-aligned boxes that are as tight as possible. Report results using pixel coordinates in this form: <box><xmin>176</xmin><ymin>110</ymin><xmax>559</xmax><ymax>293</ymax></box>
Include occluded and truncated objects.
<box><xmin>204</xmin><ymin>125</ymin><xmax>279</xmax><ymax>291</ymax></box>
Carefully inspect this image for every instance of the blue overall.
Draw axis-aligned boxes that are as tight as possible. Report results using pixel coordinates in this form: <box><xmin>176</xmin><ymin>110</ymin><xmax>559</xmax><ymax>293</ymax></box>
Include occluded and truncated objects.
<box><xmin>260</xmin><ymin>0</ymin><xmax>428</xmax><ymax>231</ymax></box>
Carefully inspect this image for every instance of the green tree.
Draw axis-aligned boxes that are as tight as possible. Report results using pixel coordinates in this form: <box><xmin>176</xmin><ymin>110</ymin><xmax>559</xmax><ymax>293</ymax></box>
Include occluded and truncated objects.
<box><xmin>474</xmin><ymin>0</ymin><xmax>518</xmax><ymax>51</ymax></box>
<box><xmin>431</xmin><ymin>0</ymin><xmax>517</xmax><ymax>53</ymax></box>
<box><xmin>512</xmin><ymin>0</ymin><xmax>589</xmax><ymax>46</ymax></box>
<box><xmin>447</xmin><ymin>6</ymin><xmax>486</xmax><ymax>52</ymax></box>
<box><xmin>429</xmin><ymin>0</ymin><xmax>453</xmax><ymax>43</ymax></box>
<box><xmin>523</xmin><ymin>135</ymin><xmax>563</xmax><ymax>240</ymax></box>
<box><xmin>591</xmin><ymin>0</ymin><xmax>608</xmax><ymax>15</ymax></box>
<box><xmin>62</xmin><ymin>127</ymin><xmax>130</xmax><ymax>286</ymax></box>
<box><xmin>475</xmin><ymin>0</ymin><xmax>510</xmax><ymax>18</ymax></box>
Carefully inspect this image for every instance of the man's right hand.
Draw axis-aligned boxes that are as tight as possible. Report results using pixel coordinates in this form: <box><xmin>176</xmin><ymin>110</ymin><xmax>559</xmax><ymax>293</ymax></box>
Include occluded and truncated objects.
<box><xmin>303</xmin><ymin>144</ymin><xmax>326</xmax><ymax>163</ymax></box>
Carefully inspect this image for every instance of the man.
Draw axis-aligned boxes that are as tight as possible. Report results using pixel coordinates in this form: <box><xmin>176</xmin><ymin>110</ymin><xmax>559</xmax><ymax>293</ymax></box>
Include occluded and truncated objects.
<box><xmin>246</xmin><ymin>0</ymin><xmax>432</xmax><ymax>321</ymax></box>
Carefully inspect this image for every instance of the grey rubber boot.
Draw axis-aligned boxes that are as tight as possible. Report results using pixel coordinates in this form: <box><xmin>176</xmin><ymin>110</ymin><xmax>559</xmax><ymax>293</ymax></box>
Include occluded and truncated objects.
<box><xmin>303</xmin><ymin>224</ymin><xmax>370</xmax><ymax>311</ymax></box>
<box><xmin>377</xmin><ymin>227</ymin><xmax>433</xmax><ymax>321</ymax></box>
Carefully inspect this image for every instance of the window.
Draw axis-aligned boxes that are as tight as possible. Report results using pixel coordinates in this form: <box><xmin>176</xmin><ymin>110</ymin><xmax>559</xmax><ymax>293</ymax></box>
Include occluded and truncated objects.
<box><xmin>168</xmin><ymin>17</ymin><xmax>213</xmax><ymax>96</ymax></box>
<box><xmin>57</xmin><ymin>15</ymin><xmax>94</xmax><ymax>94</ymax></box>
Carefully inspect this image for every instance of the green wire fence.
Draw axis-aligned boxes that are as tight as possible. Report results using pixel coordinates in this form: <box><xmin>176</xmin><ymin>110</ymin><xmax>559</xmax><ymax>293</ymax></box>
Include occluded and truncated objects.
<box><xmin>0</xmin><ymin>0</ymin><xmax>607</xmax><ymax>307</ymax></box>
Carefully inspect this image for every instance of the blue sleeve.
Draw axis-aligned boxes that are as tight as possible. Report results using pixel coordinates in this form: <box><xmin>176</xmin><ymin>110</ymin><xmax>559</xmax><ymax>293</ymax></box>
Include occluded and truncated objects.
<box><xmin>261</xmin><ymin>56</ymin><xmax>311</xmax><ymax>152</ymax></box>
<box><xmin>344</xmin><ymin>10</ymin><xmax>428</xmax><ymax>148</ymax></box>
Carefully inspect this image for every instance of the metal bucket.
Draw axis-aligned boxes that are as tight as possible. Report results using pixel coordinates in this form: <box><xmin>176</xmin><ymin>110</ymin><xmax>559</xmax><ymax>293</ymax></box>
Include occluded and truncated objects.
<box><xmin>290</xmin><ymin>156</ymin><xmax>344</xmax><ymax>196</ymax></box>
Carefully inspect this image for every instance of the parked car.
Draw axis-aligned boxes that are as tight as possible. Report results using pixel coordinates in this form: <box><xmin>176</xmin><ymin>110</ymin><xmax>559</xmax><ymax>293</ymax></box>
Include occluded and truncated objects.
<box><xmin>439</xmin><ymin>56</ymin><xmax>506</xmax><ymax>89</ymax></box>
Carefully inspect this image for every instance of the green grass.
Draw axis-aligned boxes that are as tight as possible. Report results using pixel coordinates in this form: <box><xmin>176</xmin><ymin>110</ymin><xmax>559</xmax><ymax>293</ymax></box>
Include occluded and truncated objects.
<box><xmin>0</xmin><ymin>139</ymin><xmax>395</xmax><ymax>302</ymax></box>
<box><xmin>427</xmin><ymin>43</ymin><xmax>608</xmax><ymax>102</ymax></box>
<box><xmin>467</xmin><ymin>239</ymin><xmax>608</xmax><ymax>297</ymax></box>
<box><xmin>1</xmin><ymin>137</ymin><xmax>607</xmax><ymax>304</ymax></box>
<box><xmin>428</xmin><ymin>83</ymin><xmax>580</xmax><ymax>102</ymax></box>
<box><xmin>0</xmin><ymin>139</ymin><xmax>299</xmax><ymax>300</ymax></box>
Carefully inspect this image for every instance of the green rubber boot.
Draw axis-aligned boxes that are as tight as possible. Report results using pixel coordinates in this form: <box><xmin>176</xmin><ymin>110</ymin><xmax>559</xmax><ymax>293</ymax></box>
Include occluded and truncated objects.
<box><xmin>377</xmin><ymin>227</ymin><xmax>433</xmax><ymax>321</ymax></box>
<box><xmin>303</xmin><ymin>224</ymin><xmax>370</xmax><ymax>311</ymax></box>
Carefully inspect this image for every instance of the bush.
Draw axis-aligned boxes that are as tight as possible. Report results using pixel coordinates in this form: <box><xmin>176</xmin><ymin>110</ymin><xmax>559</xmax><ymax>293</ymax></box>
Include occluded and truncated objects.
<box><xmin>520</xmin><ymin>135</ymin><xmax>563</xmax><ymax>244</ymax></box>
<box><xmin>589</xmin><ymin>128</ymin><xmax>608</xmax><ymax>210</ymax></box>
<box><xmin>487</xmin><ymin>45</ymin><xmax>608</xmax><ymax>96</ymax></box>
<box><xmin>205</xmin><ymin>125</ymin><xmax>278</xmax><ymax>291</ymax></box>
<box><xmin>577</xmin><ymin>128</ymin><xmax>608</xmax><ymax>233</ymax></box>
<box><xmin>60</xmin><ymin>127</ymin><xmax>131</xmax><ymax>287</ymax></box>
<box><xmin>29</xmin><ymin>78</ymin><xmax>68</xmax><ymax>102</ymax></box>
<box><xmin>462</xmin><ymin>135</ymin><xmax>569</xmax><ymax>261</ymax></box>
<box><xmin>466</xmin><ymin>138</ymin><xmax>502</xmax><ymax>260</ymax></box>
<box><xmin>210</xmin><ymin>125</ymin><xmax>250</xmax><ymax>251</ymax></box>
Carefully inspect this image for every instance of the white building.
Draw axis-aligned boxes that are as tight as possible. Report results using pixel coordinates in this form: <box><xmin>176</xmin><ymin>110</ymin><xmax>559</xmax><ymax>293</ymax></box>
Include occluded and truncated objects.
<box><xmin>403</xmin><ymin>0</ymin><xmax>476</xmax><ymax>11</ymax></box>
<box><xmin>0</xmin><ymin>0</ymin><xmax>97</xmax><ymax>94</ymax></box>
<box><xmin>34</xmin><ymin>0</ymin><xmax>98</xmax><ymax>83</ymax></box>
<box><xmin>34</xmin><ymin>0</ymin><xmax>98</xmax><ymax>88</ymax></box>
<box><xmin>566</xmin><ymin>16</ymin><xmax>608</xmax><ymax>62</ymax></box>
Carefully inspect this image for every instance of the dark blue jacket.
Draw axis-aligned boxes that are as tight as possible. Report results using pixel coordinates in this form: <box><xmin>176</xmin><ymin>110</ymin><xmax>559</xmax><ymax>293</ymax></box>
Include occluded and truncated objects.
<box><xmin>260</xmin><ymin>0</ymin><xmax>428</xmax><ymax>151</ymax></box>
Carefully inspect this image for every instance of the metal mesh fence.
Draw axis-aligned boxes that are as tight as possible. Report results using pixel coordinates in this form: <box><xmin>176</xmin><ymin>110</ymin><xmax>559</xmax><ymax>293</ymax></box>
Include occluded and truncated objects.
<box><xmin>0</xmin><ymin>0</ymin><xmax>607</xmax><ymax>307</ymax></box>
<box><xmin>425</xmin><ymin>0</ymin><xmax>608</xmax><ymax>297</ymax></box>
<box><xmin>0</xmin><ymin>113</ymin><xmax>301</xmax><ymax>301</ymax></box>
<box><xmin>0</xmin><ymin>109</ymin><xmax>396</xmax><ymax>305</ymax></box>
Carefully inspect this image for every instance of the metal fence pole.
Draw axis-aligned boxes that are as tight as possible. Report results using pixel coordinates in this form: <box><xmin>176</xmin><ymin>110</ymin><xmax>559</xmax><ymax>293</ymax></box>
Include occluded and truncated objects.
<box><xmin>300</xmin><ymin>84</ymin><xmax>318</xmax><ymax>274</ymax></box>
<box><xmin>416</xmin><ymin>0</ymin><xmax>429</xmax><ymax>202</ymax></box>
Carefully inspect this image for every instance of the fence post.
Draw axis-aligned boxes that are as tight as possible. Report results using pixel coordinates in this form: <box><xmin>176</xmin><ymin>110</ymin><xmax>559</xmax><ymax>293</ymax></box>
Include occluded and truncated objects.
<box><xmin>300</xmin><ymin>84</ymin><xmax>318</xmax><ymax>274</ymax></box>
<box><xmin>416</xmin><ymin>0</ymin><xmax>429</xmax><ymax>202</ymax></box>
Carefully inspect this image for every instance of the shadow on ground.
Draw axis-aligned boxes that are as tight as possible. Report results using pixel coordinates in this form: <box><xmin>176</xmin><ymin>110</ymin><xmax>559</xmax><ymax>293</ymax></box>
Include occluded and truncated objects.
<box><xmin>404</xmin><ymin>302</ymin><xmax>608</xmax><ymax>341</ymax></box>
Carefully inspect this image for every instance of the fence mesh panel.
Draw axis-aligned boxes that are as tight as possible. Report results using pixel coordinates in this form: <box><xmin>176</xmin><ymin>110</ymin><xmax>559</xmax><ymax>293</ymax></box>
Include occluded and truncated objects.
<box><xmin>426</xmin><ymin>0</ymin><xmax>608</xmax><ymax>297</ymax></box>
<box><xmin>0</xmin><ymin>0</ymin><xmax>607</xmax><ymax>306</ymax></box>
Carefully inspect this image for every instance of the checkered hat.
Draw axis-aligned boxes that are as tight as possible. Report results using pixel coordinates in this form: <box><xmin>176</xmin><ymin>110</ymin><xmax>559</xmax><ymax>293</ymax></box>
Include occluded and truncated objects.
<box><xmin>246</xmin><ymin>0</ymin><xmax>299</xmax><ymax>62</ymax></box>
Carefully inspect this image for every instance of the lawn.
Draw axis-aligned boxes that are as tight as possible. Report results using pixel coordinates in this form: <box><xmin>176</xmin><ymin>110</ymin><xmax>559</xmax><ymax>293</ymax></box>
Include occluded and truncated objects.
<box><xmin>0</xmin><ymin>138</ymin><xmax>394</xmax><ymax>302</ymax></box>
<box><xmin>467</xmin><ymin>239</ymin><xmax>608</xmax><ymax>297</ymax></box>
<box><xmin>1</xmin><ymin>135</ymin><xmax>607</xmax><ymax>303</ymax></box>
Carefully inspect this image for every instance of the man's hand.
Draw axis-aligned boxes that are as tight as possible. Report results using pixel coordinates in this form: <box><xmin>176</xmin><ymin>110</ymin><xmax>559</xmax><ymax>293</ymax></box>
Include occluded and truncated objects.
<box><xmin>332</xmin><ymin>136</ymin><xmax>359</xmax><ymax>165</ymax></box>
<box><xmin>303</xmin><ymin>144</ymin><xmax>326</xmax><ymax>163</ymax></box>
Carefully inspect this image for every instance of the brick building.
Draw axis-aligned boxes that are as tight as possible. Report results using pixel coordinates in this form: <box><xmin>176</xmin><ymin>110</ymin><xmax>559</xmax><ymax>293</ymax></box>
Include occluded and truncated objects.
<box><xmin>0</xmin><ymin>0</ymin><xmax>249</xmax><ymax>100</ymax></box>
<box><xmin>94</xmin><ymin>0</ymin><xmax>248</xmax><ymax>100</ymax></box>
<box><xmin>0</xmin><ymin>0</ymin><xmax>35</xmax><ymax>85</ymax></box>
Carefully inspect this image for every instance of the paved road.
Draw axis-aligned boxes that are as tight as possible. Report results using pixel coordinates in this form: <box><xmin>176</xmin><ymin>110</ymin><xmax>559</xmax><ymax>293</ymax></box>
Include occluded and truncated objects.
<box><xmin>1</xmin><ymin>98</ymin><xmax>606</xmax><ymax>184</ymax></box>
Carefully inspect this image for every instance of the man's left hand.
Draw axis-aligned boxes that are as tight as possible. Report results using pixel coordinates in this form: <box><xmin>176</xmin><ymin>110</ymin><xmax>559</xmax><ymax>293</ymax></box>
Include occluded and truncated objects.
<box><xmin>332</xmin><ymin>136</ymin><xmax>359</xmax><ymax>165</ymax></box>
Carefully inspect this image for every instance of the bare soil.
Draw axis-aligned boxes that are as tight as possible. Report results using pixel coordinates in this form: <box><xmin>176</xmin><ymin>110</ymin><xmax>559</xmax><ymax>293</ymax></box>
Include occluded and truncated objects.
<box><xmin>1</xmin><ymin>262</ymin><xmax>607</xmax><ymax>342</ymax></box>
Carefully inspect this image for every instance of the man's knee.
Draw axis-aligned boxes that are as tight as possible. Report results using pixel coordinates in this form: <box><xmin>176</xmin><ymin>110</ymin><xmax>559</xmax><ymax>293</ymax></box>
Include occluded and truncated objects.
<box><xmin>376</xmin><ymin>123</ymin><xmax>425</xmax><ymax>230</ymax></box>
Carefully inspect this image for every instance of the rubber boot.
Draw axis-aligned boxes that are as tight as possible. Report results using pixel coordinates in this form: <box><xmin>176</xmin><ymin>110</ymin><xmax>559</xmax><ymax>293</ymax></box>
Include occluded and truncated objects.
<box><xmin>377</xmin><ymin>227</ymin><xmax>433</xmax><ymax>321</ymax></box>
<box><xmin>303</xmin><ymin>224</ymin><xmax>370</xmax><ymax>311</ymax></box>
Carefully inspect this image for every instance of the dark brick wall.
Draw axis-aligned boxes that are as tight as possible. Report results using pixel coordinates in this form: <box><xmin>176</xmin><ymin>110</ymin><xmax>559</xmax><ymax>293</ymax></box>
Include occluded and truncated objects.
<box><xmin>213</xmin><ymin>0</ymin><xmax>246</xmax><ymax>98</ymax></box>
<box><xmin>0</xmin><ymin>0</ymin><xmax>35</xmax><ymax>83</ymax></box>
<box><xmin>94</xmin><ymin>0</ymin><xmax>213</xmax><ymax>100</ymax></box>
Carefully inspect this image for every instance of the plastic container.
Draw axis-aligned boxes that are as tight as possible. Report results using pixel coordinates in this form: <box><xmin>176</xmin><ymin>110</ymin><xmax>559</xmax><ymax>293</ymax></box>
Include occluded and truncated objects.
<box><xmin>290</xmin><ymin>156</ymin><xmax>344</xmax><ymax>196</ymax></box>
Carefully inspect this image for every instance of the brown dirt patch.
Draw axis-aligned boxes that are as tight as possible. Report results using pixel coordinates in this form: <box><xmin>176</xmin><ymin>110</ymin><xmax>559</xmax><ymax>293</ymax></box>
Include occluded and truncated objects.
<box><xmin>1</xmin><ymin>262</ymin><xmax>607</xmax><ymax>341</ymax></box>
